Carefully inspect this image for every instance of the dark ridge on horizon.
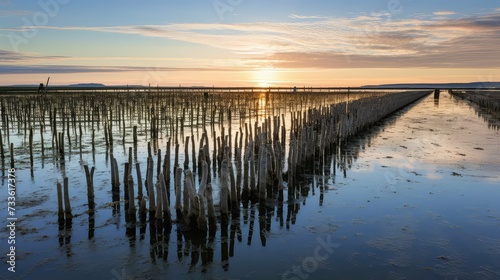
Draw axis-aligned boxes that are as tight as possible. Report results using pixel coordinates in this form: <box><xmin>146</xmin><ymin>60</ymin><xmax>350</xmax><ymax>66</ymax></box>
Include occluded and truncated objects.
<box><xmin>68</xmin><ymin>83</ymin><xmax>106</xmax><ymax>87</ymax></box>
<box><xmin>362</xmin><ymin>82</ymin><xmax>500</xmax><ymax>89</ymax></box>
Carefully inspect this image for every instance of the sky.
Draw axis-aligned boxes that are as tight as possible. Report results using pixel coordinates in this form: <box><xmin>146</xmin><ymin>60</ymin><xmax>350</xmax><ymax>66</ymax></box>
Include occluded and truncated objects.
<box><xmin>0</xmin><ymin>0</ymin><xmax>499</xmax><ymax>87</ymax></box>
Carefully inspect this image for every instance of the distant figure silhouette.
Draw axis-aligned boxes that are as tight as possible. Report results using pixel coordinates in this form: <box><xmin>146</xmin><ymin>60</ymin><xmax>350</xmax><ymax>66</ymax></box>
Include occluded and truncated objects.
<box><xmin>38</xmin><ymin>83</ymin><xmax>44</xmax><ymax>92</ymax></box>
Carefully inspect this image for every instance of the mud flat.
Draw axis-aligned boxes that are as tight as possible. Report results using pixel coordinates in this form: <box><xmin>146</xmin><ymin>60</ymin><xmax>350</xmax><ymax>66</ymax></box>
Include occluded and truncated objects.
<box><xmin>1</xmin><ymin>89</ymin><xmax>500</xmax><ymax>280</ymax></box>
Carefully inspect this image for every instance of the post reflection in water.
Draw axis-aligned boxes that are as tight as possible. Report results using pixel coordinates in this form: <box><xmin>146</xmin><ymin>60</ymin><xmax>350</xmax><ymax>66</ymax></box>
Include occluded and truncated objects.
<box><xmin>58</xmin><ymin>218</ymin><xmax>72</xmax><ymax>258</ymax></box>
<box><xmin>142</xmin><ymin>128</ymin><xmax>384</xmax><ymax>272</ymax></box>
<box><xmin>0</xmin><ymin>89</ymin><xmax>455</xmax><ymax>279</ymax></box>
<box><xmin>47</xmin><ymin>96</ymin><xmax>397</xmax><ymax>277</ymax></box>
<box><xmin>126</xmin><ymin>92</ymin><xmax>500</xmax><ymax>276</ymax></box>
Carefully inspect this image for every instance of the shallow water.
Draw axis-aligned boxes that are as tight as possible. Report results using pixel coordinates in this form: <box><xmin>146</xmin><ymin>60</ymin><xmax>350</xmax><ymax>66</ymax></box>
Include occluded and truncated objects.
<box><xmin>1</xmin><ymin>92</ymin><xmax>500</xmax><ymax>280</ymax></box>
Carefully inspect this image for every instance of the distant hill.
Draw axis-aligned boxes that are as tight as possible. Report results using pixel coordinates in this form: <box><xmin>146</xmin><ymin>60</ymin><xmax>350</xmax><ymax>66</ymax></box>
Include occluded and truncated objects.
<box><xmin>362</xmin><ymin>82</ymin><xmax>500</xmax><ymax>89</ymax></box>
<box><xmin>67</xmin><ymin>83</ymin><xmax>106</xmax><ymax>87</ymax></box>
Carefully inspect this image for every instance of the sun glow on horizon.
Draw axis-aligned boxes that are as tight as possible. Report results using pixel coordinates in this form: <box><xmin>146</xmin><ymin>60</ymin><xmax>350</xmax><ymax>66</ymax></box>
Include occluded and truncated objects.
<box><xmin>252</xmin><ymin>68</ymin><xmax>281</xmax><ymax>87</ymax></box>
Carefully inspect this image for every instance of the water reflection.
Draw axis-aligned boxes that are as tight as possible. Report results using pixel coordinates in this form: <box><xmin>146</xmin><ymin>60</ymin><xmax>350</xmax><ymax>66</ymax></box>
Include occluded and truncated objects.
<box><xmin>451</xmin><ymin>94</ymin><xmax>500</xmax><ymax>130</ymax></box>
<box><xmin>450</xmin><ymin>89</ymin><xmax>500</xmax><ymax>130</ymax></box>
<box><xmin>5</xmin><ymin>90</ymin><xmax>499</xmax><ymax>279</ymax></box>
<box><xmin>58</xmin><ymin>218</ymin><xmax>72</xmax><ymax>257</ymax></box>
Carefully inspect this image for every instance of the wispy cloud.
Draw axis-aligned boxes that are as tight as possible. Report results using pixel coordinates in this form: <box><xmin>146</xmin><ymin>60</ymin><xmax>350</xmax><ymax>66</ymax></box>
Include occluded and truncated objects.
<box><xmin>0</xmin><ymin>54</ymin><xmax>242</xmax><ymax>74</ymax></box>
<box><xmin>433</xmin><ymin>11</ymin><xmax>456</xmax><ymax>16</ymax></box>
<box><xmin>0</xmin><ymin>9</ymin><xmax>31</xmax><ymax>17</ymax></box>
<box><xmin>0</xmin><ymin>65</ymin><xmax>241</xmax><ymax>74</ymax></box>
<box><xmin>288</xmin><ymin>14</ymin><xmax>327</xmax><ymax>20</ymax></box>
<box><xmin>0</xmin><ymin>50</ymin><xmax>65</xmax><ymax>62</ymax></box>
<box><xmin>0</xmin><ymin>65</ymin><xmax>135</xmax><ymax>74</ymax></box>
<box><xmin>3</xmin><ymin>11</ymin><xmax>500</xmax><ymax>69</ymax></box>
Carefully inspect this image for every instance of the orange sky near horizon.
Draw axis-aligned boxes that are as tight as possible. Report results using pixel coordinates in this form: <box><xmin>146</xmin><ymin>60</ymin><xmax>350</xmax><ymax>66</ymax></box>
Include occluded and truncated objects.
<box><xmin>1</xmin><ymin>68</ymin><xmax>499</xmax><ymax>87</ymax></box>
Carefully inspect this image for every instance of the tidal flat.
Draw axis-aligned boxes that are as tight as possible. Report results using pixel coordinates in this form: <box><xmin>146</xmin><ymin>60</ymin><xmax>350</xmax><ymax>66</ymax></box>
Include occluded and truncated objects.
<box><xmin>0</xmin><ymin>89</ymin><xmax>499</xmax><ymax>280</ymax></box>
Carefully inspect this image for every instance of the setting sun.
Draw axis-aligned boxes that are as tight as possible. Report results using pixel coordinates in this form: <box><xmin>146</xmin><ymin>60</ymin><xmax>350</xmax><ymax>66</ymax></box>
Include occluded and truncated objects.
<box><xmin>252</xmin><ymin>68</ymin><xmax>280</xmax><ymax>87</ymax></box>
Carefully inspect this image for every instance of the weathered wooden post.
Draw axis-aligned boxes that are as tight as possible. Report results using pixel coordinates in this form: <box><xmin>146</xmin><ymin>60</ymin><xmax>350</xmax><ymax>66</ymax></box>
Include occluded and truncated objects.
<box><xmin>9</xmin><ymin>143</ymin><xmax>14</xmax><ymax>169</ymax></box>
<box><xmin>29</xmin><ymin>127</ymin><xmax>33</xmax><ymax>167</ymax></box>
<box><xmin>127</xmin><ymin>174</ymin><xmax>136</xmax><ymax>223</ymax></box>
<box><xmin>63</xmin><ymin>177</ymin><xmax>72</xmax><ymax>220</ymax></box>
<box><xmin>133</xmin><ymin>125</ymin><xmax>138</xmax><ymax>146</ymax></box>
<box><xmin>159</xmin><ymin>173</ymin><xmax>172</xmax><ymax>228</ymax></box>
<box><xmin>83</xmin><ymin>165</ymin><xmax>95</xmax><ymax>214</ymax></box>
<box><xmin>56</xmin><ymin>181</ymin><xmax>65</xmax><ymax>222</ymax></box>
<box><xmin>0</xmin><ymin>129</ymin><xmax>4</xmax><ymax>159</ymax></box>
<box><xmin>184</xmin><ymin>136</ymin><xmax>190</xmax><ymax>170</ymax></box>
<box><xmin>205</xmin><ymin>182</ymin><xmax>216</xmax><ymax>227</ymax></box>
<box><xmin>136</xmin><ymin>163</ymin><xmax>143</xmax><ymax>201</ymax></box>
<box><xmin>174</xmin><ymin>167</ymin><xmax>183</xmax><ymax>219</ymax></box>
<box><xmin>220</xmin><ymin>160</ymin><xmax>229</xmax><ymax>218</ymax></box>
<box><xmin>147</xmin><ymin>157</ymin><xmax>156</xmax><ymax>217</ymax></box>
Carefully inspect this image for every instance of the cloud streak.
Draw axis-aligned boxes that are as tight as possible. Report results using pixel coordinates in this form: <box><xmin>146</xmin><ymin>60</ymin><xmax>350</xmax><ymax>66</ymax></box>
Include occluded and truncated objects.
<box><xmin>0</xmin><ymin>49</ymin><xmax>66</xmax><ymax>62</ymax></box>
<box><xmin>0</xmin><ymin>9</ymin><xmax>31</xmax><ymax>17</ymax></box>
<box><xmin>0</xmin><ymin>64</ymin><xmax>242</xmax><ymax>74</ymax></box>
<box><xmin>433</xmin><ymin>11</ymin><xmax>456</xmax><ymax>16</ymax></box>
<box><xmin>288</xmin><ymin>14</ymin><xmax>327</xmax><ymax>20</ymax></box>
<box><xmin>3</xmin><ymin>11</ymin><xmax>500</xmax><ymax>69</ymax></box>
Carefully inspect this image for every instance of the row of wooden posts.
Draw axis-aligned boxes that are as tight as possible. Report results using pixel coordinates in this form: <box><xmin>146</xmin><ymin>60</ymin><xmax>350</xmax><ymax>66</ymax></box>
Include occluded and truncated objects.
<box><xmin>0</xmin><ymin>89</ymin><xmax>389</xmax><ymax>167</ymax></box>
<box><xmin>449</xmin><ymin>90</ymin><xmax>500</xmax><ymax>130</ymax></box>
<box><xmin>53</xmin><ymin>90</ymin><xmax>430</xmax><ymax>233</ymax></box>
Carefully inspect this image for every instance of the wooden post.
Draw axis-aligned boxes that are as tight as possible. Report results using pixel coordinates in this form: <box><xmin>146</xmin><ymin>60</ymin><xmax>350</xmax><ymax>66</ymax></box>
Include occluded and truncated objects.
<box><xmin>147</xmin><ymin>157</ymin><xmax>155</xmax><ymax>216</ymax></box>
<box><xmin>104</xmin><ymin>123</ymin><xmax>109</xmax><ymax>146</ymax></box>
<box><xmin>56</xmin><ymin>181</ymin><xmax>64</xmax><ymax>222</ymax></box>
<box><xmin>123</xmin><ymin>162</ymin><xmax>130</xmax><ymax>203</ymax></box>
<box><xmin>157</xmin><ymin>149</ymin><xmax>162</xmax><ymax>177</ymax></box>
<box><xmin>191</xmin><ymin>136</ymin><xmax>197</xmax><ymax>173</ymax></box>
<box><xmin>136</xmin><ymin>163</ymin><xmax>143</xmax><ymax>201</ymax></box>
<box><xmin>139</xmin><ymin>199</ymin><xmax>147</xmax><ymax>223</ymax></box>
<box><xmin>174</xmin><ymin>167</ymin><xmax>183</xmax><ymax>218</ymax></box>
<box><xmin>10</xmin><ymin>143</ymin><xmax>14</xmax><ymax>169</ymax></box>
<box><xmin>205</xmin><ymin>183</ymin><xmax>216</xmax><ymax>226</ymax></box>
<box><xmin>174</xmin><ymin>143</ymin><xmax>180</xmax><ymax>168</ymax></box>
<box><xmin>63</xmin><ymin>177</ymin><xmax>72</xmax><ymax>220</ymax></box>
<box><xmin>220</xmin><ymin>160</ymin><xmax>229</xmax><ymax>217</ymax></box>
<box><xmin>164</xmin><ymin>139</ymin><xmax>171</xmax><ymax>203</ymax></box>
<box><xmin>242</xmin><ymin>142</ymin><xmax>250</xmax><ymax>200</ymax></box>
<box><xmin>128</xmin><ymin>174</ymin><xmax>136</xmax><ymax>222</ymax></box>
<box><xmin>0</xmin><ymin>129</ymin><xmax>4</xmax><ymax>159</ymax></box>
<box><xmin>198</xmin><ymin>160</ymin><xmax>208</xmax><ymax>196</ymax></box>
<box><xmin>155</xmin><ymin>182</ymin><xmax>163</xmax><ymax>220</ymax></box>
<box><xmin>113</xmin><ymin>157</ymin><xmax>120</xmax><ymax>195</ymax></box>
<box><xmin>44</xmin><ymin>77</ymin><xmax>50</xmax><ymax>94</ymax></box>
<box><xmin>258</xmin><ymin>145</ymin><xmax>267</xmax><ymax>201</ymax></box>
<box><xmin>133</xmin><ymin>125</ymin><xmax>138</xmax><ymax>146</ymax></box>
<box><xmin>29</xmin><ymin>127</ymin><xmax>33</xmax><ymax>167</ymax></box>
<box><xmin>196</xmin><ymin>195</ymin><xmax>207</xmax><ymax>231</ymax></box>
<box><xmin>184</xmin><ymin>136</ymin><xmax>190</xmax><ymax>170</ymax></box>
<box><xmin>92</xmin><ymin>129</ymin><xmax>95</xmax><ymax>151</ymax></box>
<box><xmin>83</xmin><ymin>165</ymin><xmax>95</xmax><ymax>215</ymax></box>
<box><xmin>183</xmin><ymin>170</ymin><xmax>195</xmax><ymax>224</ymax></box>
<box><xmin>159</xmin><ymin>173</ymin><xmax>172</xmax><ymax>227</ymax></box>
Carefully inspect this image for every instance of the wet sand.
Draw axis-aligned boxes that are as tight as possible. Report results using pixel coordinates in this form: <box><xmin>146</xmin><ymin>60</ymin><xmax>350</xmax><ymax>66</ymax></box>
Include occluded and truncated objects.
<box><xmin>1</xmin><ymin>92</ymin><xmax>499</xmax><ymax>280</ymax></box>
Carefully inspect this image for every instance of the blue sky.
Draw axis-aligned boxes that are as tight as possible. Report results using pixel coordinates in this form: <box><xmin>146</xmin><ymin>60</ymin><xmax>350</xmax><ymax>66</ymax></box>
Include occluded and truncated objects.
<box><xmin>0</xmin><ymin>0</ymin><xmax>499</xmax><ymax>86</ymax></box>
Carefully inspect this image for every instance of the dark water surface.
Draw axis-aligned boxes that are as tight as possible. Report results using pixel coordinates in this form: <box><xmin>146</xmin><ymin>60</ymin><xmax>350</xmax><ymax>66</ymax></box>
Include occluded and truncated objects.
<box><xmin>1</xmin><ymin>92</ymin><xmax>500</xmax><ymax>280</ymax></box>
